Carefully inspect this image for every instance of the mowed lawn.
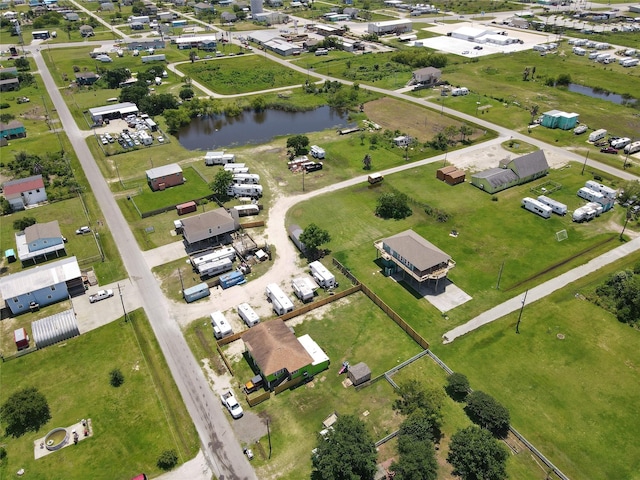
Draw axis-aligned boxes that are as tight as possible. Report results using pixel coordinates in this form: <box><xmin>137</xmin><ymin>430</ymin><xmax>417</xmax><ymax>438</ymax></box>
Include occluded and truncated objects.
<box><xmin>0</xmin><ymin>310</ymin><xmax>199</xmax><ymax>480</ymax></box>
<box><xmin>178</xmin><ymin>55</ymin><xmax>309</xmax><ymax>94</ymax></box>
<box><xmin>435</xmin><ymin>250</ymin><xmax>640</xmax><ymax>480</ymax></box>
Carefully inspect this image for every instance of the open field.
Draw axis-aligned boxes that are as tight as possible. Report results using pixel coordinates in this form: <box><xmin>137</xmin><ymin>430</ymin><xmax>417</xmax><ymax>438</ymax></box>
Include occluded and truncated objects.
<box><xmin>0</xmin><ymin>309</ymin><xmax>199</xmax><ymax>480</ymax></box>
<box><xmin>177</xmin><ymin>55</ymin><xmax>309</xmax><ymax>95</ymax></box>
<box><xmin>435</xmin><ymin>250</ymin><xmax>640</xmax><ymax>480</ymax></box>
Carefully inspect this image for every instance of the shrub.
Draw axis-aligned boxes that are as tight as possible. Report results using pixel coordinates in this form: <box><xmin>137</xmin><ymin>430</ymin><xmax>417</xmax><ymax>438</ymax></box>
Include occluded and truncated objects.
<box><xmin>0</xmin><ymin>446</ymin><xmax>7</xmax><ymax>461</ymax></box>
<box><xmin>445</xmin><ymin>373</ymin><xmax>470</xmax><ymax>401</ymax></box>
<box><xmin>109</xmin><ymin>368</ymin><xmax>124</xmax><ymax>387</ymax></box>
<box><xmin>157</xmin><ymin>449</ymin><xmax>178</xmax><ymax>470</ymax></box>
<box><xmin>0</xmin><ymin>103</ymin><xmax>10</xmax><ymax>109</ymax></box>
<box><xmin>13</xmin><ymin>217</ymin><xmax>36</xmax><ymax>231</ymax></box>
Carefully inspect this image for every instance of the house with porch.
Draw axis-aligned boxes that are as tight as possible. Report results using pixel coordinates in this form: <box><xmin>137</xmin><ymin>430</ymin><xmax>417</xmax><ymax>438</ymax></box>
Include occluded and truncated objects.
<box><xmin>15</xmin><ymin>220</ymin><xmax>66</xmax><ymax>265</ymax></box>
<box><xmin>411</xmin><ymin>67</ymin><xmax>441</xmax><ymax>87</ymax></box>
<box><xmin>180</xmin><ymin>207</ymin><xmax>238</xmax><ymax>246</ymax></box>
<box><xmin>242</xmin><ymin>319</ymin><xmax>330</xmax><ymax>391</ymax></box>
<box><xmin>2</xmin><ymin>174</ymin><xmax>46</xmax><ymax>210</ymax></box>
<box><xmin>0</xmin><ymin>120</ymin><xmax>26</xmax><ymax>140</ymax></box>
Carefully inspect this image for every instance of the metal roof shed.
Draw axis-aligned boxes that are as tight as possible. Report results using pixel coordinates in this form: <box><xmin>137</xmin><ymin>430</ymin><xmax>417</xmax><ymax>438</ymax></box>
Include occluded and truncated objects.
<box><xmin>32</xmin><ymin>309</ymin><xmax>80</xmax><ymax>348</ymax></box>
<box><xmin>347</xmin><ymin>362</ymin><xmax>371</xmax><ymax>386</ymax></box>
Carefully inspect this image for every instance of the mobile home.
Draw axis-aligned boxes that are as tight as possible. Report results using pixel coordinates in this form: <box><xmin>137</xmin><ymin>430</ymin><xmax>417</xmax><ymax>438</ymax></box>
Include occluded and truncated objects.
<box><xmin>184</xmin><ymin>282</ymin><xmax>210</xmax><ymax>303</ymax></box>
<box><xmin>219</xmin><ymin>271</ymin><xmax>246</xmax><ymax>289</ymax></box>
<box><xmin>232</xmin><ymin>173</ymin><xmax>260</xmax><ymax>185</ymax></box>
<box><xmin>588</xmin><ymin>129</ymin><xmax>607</xmax><ymax>142</ymax></box>
<box><xmin>537</xmin><ymin>195</ymin><xmax>567</xmax><ymax>215</ymax></box>
<box><xmin>578</xmin><ymin>187</ymin><xmax>605</xmax><ymax>203</ymax></box>
<box><xmin>522</xmin><ymin>197</ymin><xmax>552</xmax><ymax>219</ymax></box>
<box><xmin>205</xmin><ymin>151</ymin><xmax>236</xmax><ymax>165</ymax></box>
<box><xmin>197</xmin><ymin>258</ymin><xmax>233</xmax><ymax>277</ymax></box>
<box><xmin>292</xmin><ymin>276</ymin><xmax>319</xmax><ymax>302</ymax></box>
<box><xmin>211</xmin><ymin>311</ymin><xmax>233</xmax><ymax>339</ymax></box>
<box><xmin>573</xmin><ymin>205</ymin><xmax>596</xmax><ymax>222</ymax></box>
<box><xmin>265</xmin><ymin>283</ymin><xmax>294</xmax><ymax>315</ymax></box>
<box><xmin>191</xmin><ymin>247</ymin><xmax>236</xmax><ymax>268</ymax></box>
<box><xmin>237</xmin><ymin>302</ymin><xmax>260</xmax><ymax>327</ymax></box>
<box><xmin>224</xmin><ymin>162</ymin><xmax>247</xmax><ymax>172</ymax></box>
<box><xmin>233</xmin><ymin>204</ymin><xmax>260</xmax><ymax>217</ymax></box>
<box><xmin>310</xmin><ymin>145</ymin><xmax>326</xmax><ymax>159</ymax></box>
<box><xmin>585</xmin><ymin>180</ymin><xmax>617</xmax><ymax>199</ymax></box>
<box><xmin>309</xmin><ymin>261</ymin><xmax>336</xmax><ymax>288</ymax></box>
<box><xmin>227</xmin><ymin>184</ymin><xmax>263</xmax><ymax>198</ymax></box>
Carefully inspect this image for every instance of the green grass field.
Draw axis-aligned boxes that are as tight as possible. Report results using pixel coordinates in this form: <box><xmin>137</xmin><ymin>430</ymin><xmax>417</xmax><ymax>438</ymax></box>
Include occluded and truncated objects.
<box><xmin>0</xmin><ymin>310</ymin><xmax>199</xmax><ymax>480</ymax></box>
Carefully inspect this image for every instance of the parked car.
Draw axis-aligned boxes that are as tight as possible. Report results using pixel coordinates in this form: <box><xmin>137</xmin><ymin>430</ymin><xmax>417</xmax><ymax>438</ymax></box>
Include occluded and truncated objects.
<box><xmin>16</xmin><ymin>96</ymin><xmax>30</xmax><ymax>104</ymax></box>
<box><xmin>89</xmin><ymin>289</ymin><xmax>114</xmax><ymax>303</ymax></box>
<box><xmin>600</xmin><ymin>147</ymin><xmax>619</xmax><ymax>154</ymax></box>
<box><xmin>221</xmin><ymin>391</ymin><xmax>243</xmax><ymax>419</ymax></box>
<box><xmin>76</xmin><ymin>226</ymin><xmax>91</xmax><ymax>234</ymax></box>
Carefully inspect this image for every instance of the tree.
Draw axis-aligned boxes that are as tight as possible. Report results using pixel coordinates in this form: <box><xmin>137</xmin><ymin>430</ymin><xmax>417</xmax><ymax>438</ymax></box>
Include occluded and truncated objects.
<box><xmin>392</xmin><ymin>381</ymin><xmax>444</xmax><ymax>438</ymax></box>
<box><xmin>0</xmin><ymin>196</ymin><xmax>11</xmax><ymax>215</ymax></box>
<box><xmin>286</xmin><ymin>134</ymin><xmax>310</xmax><ymax>157</ymax></box>
<box><xmin>250</xmin><ymin>95</ymin><xmax>267</xmax><ymax>112</ymax></box>
<box><xmin>14</xmin><ymin>57</ymin><xmax>30</xmax><ymax>71</ymax></box>
<box><xmin>179</xmin><ymin>87</ymin><xmax>194</xmax><ymax>101</ymax></box>
<box><xmin>429</xmin><ymin>132</ymin><xmax>448</xmax><ymax>151</ymax></box>
<box><xmin>157</xmin><ymin>449</ymin><xmax>178</xmax><ymax>470</ymax></box>
<box><xmin>140</xmin><ymin>93</ymin><xmax>179</xmax><ymax>116</ymax></box>
<box><xmin>209</xmin><ymin>169</ymin><xmax>233</xmax><ymax>197</ymax></box>
<box><xmin>119</xmin><ymin>84</ymin><xmax>149</xmax><ymax>105</ymax></box>
<box><xmin>556</xmin><ymin>73</ymin><xmax>572</xmax><ymax>86</ymax></box>
<box><xmin>529</xmin><ymin>104</ymin><xmax>540</xmax><ymax>125</ymax></box>
<box><xmin>375</xmin><ymin>193</ymin><xmax>412</xmax><ymax>220</ymax></box>
<box><xmin>311</xmin><ymin>415</ymin><xmax>377</xmax><ymax>480</ymax></box>
<box><xmin>390</xmin><ymin>439</ymin><xmax>437</xmax><ymax>480</ymax></box>
<box><xmin>447</xmin><ymin>426</ymin><xmax>508</xmax><ymax>480</ymax></box>
<box><xmin>444</xmin><ymin>125</ymin><xmax>459</xmax><ymax>145</ymax></box>
<box><xmin>13</xmin><ymin>216</ymin><xmax>36</xmax><ymax>231</ymax></box>
<box><xmin>110</xmin><ymin>368</ymin><xmax>124</xmax><ymax>387</ymax></box>
<box><xmin>465</xmin><ymin>391</ymin><xmax>510</xmax><ymax>437</ymax></box>
<box><xmin>459</xmin><ymin>124</ymin><xmax>474</xmax><ymax>143</ymax></box>
<box><xmin>101</xmin><ymin>68</ymin><xmax>130</xmax><ymax>89</ymax></box>
<box><xmin>163</xmin><ymin>108</ymin><xmax>190</xmax><ymax>134</ymax></box>
<box><xmin>299</xmin><ymin>223</ymin><xmax>331</xmax><ymax>259</ymax></box>
<box><xmin>363</xmin><ymin>154</ymin><xmax>372</xmax><ymax>170</ymax></box>
<box><xmin>0</xmin><ymin>387</ymin><xmax>51</xmax><ymax>438</ymax></box>
<box><xmin>446</xmin><ymin>372</ymin><xmax>470</xmax><ymax>401</ymax></box>
<box><xmin>189</xmin><ymin>50</ymin><xmax>197</xmax><ymax>63</ymax></box>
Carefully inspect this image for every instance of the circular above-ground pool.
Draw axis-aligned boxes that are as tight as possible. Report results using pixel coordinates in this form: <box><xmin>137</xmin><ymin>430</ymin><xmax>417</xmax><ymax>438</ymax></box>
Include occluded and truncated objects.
<box><xmin>44</xmin><ymin>428</ymin><xmax>69</xmax><ymax>451</ymax></box>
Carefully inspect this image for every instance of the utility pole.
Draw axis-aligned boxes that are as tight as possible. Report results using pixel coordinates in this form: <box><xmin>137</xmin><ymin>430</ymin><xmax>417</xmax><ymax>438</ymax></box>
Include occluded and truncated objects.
<box><xmin>118</xmin><ymin>283</ymin><xmax>129</xmax><ymax>322</ymax></box>
<box><xmin>496</xmin><ymin>260</ymin><xmax>505</xmax><ymax>290</ymax></box>
<box><xmin>581</xmin><ymin>149</ymin><xmax>589</xmax><ymax>175</ymax></box>
<box><xmin>515</xmin><ymin>289</ymin><xmax>528</xmax><ymax>334</ymax></box>
<box><xmin>620</xmin><ymin>209</ymin><xmax>631</xmax><ymax>240</ymax></box>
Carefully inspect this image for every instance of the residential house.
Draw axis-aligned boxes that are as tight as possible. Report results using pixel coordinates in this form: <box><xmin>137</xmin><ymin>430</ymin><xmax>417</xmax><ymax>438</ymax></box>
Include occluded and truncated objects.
<box><xmin>242</xmin><ymin>320</ymin><xmax>330</xmax><ymax>391</ymax></box>
<box><xmin>0</xmin><ymin>256</ymin><xmax>84</xmax><ymax>315</ymax></box>
<box><xmin>0</xmin><ymin>77</ymin><xmax>20</xmax><ymax>91</ymax></box>
<box><xmin>75</xmin><ymin>71</ymin><xmax>99</xmax><ymax>85</ymax></box>
<box><xmin>79</xmin><ymin>24</ymin><xmax>94</xmax><ymax>37</ymax></box>
<box><xmin>411</xmin><ymin>66</ymin><xmax>441</xmax><ymax>86</ymax></box>
<box><xmin>146</xmin><ymin>163</ymin><xmax>184</xmax><ymax>191</ymax></box>
<box><xmin>15</xmin><ymin>220</ymin><xmax>66</xmax><ymax>265</ymax></box>
<box><xmin>180</xmin><ymin>208</ymin><xmax>237</xmax><ymax>245</ymax></box>
<box><xmin>374</xmin><ymin>229</ymin><xmax>455</xmax><ymax>289</ymax></box>
<box><xmin>541</xmin><ymin>110</ymin><xmax>579</xmax><ymax>130</ymax></box>
<box><xmin>220</xmin><ymin>11</ymin><xmax>237</xmax><ymax>22</ymax></box>
<box><xmin>0</xmin><ymin>120</ymin><xmax>26</xmax><ymax>140</ymax></box>
<box><xmin>99</xmin><ymin>2</ymin><xmax>114</xmax><ymax>10</ymax></box>
<box><xmin>193</xmin><ymin>2</ymin><xmax>216</xmax><ymax>15</ymax></box>
<box><xmin>0</xmin><ymin>66</ymin><xmax>18</xmax><ymax>77</ymax></box>
<box><xmin>64</xmin><ymin>12</ymin><xmax>79</xmax><ymax>21</ymax></box>
<box><xmin>2</xmin><ymin>174</ymin><xmax>46</xmax><ymax>210</ymax></box>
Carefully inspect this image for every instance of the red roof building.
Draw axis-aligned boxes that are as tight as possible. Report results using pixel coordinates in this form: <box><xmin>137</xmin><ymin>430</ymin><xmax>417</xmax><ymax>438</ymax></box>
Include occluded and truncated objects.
<box><xmin>2</xmin><ymin>175</ymin><xmax>47</xmax><ymax>210</ymax></box>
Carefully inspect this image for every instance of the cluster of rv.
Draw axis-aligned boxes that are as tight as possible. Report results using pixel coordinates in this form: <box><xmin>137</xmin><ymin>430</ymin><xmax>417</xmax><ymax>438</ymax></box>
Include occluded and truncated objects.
<box><xmin>204</xmin><ymin>151</ymin><xmax>264</xmax><ymax>198</ymax></box>
<box><xmin>191</xmin><ymin>246</ymin><xmax>237</xmax><ymax>278</ymax></box>
<box><xmin>208</xmin><ymin>262</ymin><xmax>337</xmax><ymax>340</ymax></box>
<box><xmin>522</xmin><ymin>196</ymin><xmax>567</xmax><ymax>219</ymax></box>
<box><xmin>570</xmin><ymin>39</ymin><xmax>639</xmax><ymax>66</ymax></box>
<box><xmin>573</xmin><ymin>180</ymin><xmax>617</xmax><ymax>222</ymax></box>
<box><xmin>287</xmin><ymin>146</ymin><xmax>325</xmax><ymax>173</ymax></box>
<box><xmin>584</xmin><ymin>130</ymin><xmax>640</xmax><ymax>154</ymax></box>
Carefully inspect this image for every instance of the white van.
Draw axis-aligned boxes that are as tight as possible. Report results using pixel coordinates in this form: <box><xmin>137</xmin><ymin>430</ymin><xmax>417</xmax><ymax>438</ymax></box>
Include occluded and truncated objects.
<box><xmin>237</xmin><ymin>303</ymin><xmax>260</xmax><ymax>327</ymax></box>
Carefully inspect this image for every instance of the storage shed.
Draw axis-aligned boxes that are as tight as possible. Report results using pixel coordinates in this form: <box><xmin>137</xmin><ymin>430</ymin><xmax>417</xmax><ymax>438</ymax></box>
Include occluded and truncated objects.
<box><xmin>436</xmin><ymin>165</ymin><xmax>457</xmax><ymax>181</ymax></box>
<box><xmin>288</xmin><ymin>224</ymin><xmax>307</xmax><ymax>254</ymax></box>
<box><xmin>146</xmin><ymin>164</ymin><xmax>184</xmax><ymax>191</ymax></box>
<box><xmin>176</xmin><ymin>201</ymin><xmax>197</xmax><ymax>215</ymax></box>
<box><xmin>444</xmin><ymin>169</ymin><xmax>466</xmax><ymax>185</ymax></box>
<box><xmin>347</xmin><ymin>362</ymin><xmax>371</xmax><ymax>386</ymax></box>
<box><xmin>32</xmin><ymin>309</ymin><xmax>80</xmax><ymax>349</ymax></box>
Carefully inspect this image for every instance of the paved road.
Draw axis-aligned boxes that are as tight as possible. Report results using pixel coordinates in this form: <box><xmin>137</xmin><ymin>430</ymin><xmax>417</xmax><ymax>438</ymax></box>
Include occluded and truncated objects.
<box><xmin>32</xmin><ymin>50</ymin><xmax>256</xmax><ymax>480</ymax></box>
<box><xmin>442</xmin><ymin>235</ymin><xmax>640</xmax><ymax>343</ymax></box>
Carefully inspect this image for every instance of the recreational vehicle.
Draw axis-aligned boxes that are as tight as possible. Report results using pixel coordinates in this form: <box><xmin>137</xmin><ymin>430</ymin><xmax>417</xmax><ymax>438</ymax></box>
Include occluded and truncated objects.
<box><xmin>211</xmin><ymin>311</ymin><xmax>233</xmax><ymax>339</ymax></box>
<box><xmin>310</xmin><ymin>145</ymin><xmax>326</xmax><ymax>159</ymax></box>
<box><xmin>233</xmin><ymin>204</ymin><xmax>260</xmax><ymax>217</ymax></box>
<box><xmin>197</xmin><ymin>258</ymin><xmax>233</xmax><ymax>277</ymax></box>
<box><xmin>585</xmin><ymin>180</ymin><xmax>617</xmax><ymax>199</ymax></box>
<box><xmin>611</xmin><ymin>137</ymin><xmax>631</xmax><ymax>149</ymax></box>
<box><xmin>624</xmin><ymin>141</ymin><xmax>640</xmax><ymax>155</ymax></box>
<box><xmin>586</xmin><ymin>202</ymin><xmax>603</xmax><ymax>216</ymax></box>
<box><xmin>368</xmin><ymin>173</ymin><xmax>384</xmax><ymax>184</ymax></box>
<box><xmin>309</xmin><ymin>261</ymin><xmax>336</xmax><ymax>288</ymax></box>
<box><xmin>265</xmin><ymin>283</ymin><xmax>294</xmax><ymax>315</ymax></box>
<box><xmin>191</xmin><ymin>247</ymin><xmax>236</xmax><ymax>268</ymax></box>
<box><xmin>292</xmin><ymin>276</ymin><xmax>319</xmax><ymax>303</ymax></box>
<box><xmin>451</xmin><ymin>87</ymin><xmax>469</xmax><ymax>96</ymax></box>
<box><xmin>577</xmin><ymin>187</ymin><xmax>605</xmax><ymax>203</ymax></box>
<box><xmin>574</xmin><ymin>125</ymin><xmax>588</xmax><ymax>135</ymax></box>
<box><xmin>227</xmin><ymin>184</ymin><xmax>263</xmax><ymax>198</ymax></box>
<box><xmin>573</xmin><ymin>47</ymin><xmax>586</xmax><ymax>56</ymax></box>
<box><xmin>232</xmin><ymin>173</ymin><xmax>260</xmax><ymax>185</ymax></box>
<box><xmin>572</xmin><ymin>205</ymin><xmax>597</xmax><ymax>222</ymax></box>
<box><xmin>588</xmin><ymin>129</ymin><xmax>607</xmax><ymax>142</ymax></box>
<box><xmin>205</xmin><ymin>151</ymin><xmax>236</xmax><ymax>165</ymax></box>
<box><xmin>237</xmin><ymin>303</ymin><xmax>260</xmax><ymax>327</ymax></box>
<box><xmin>621</xmin><ymin>58</ymin><xmax>639</xmax><ymax>67</ymax></box>
<box><xmin>537</xmin><ymin>195</ymin><xmax>567</xmax><ymax>215</ymax></box>
<box><xmin>522</xmin><ymin>197</ymin><xmax>552</xmax><ymax>219</ymax></box>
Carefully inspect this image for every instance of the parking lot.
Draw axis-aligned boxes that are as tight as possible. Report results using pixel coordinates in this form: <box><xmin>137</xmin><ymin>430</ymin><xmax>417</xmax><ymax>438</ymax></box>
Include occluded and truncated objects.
<box><xmin>92</xmin><ymin>117</ymin><xmax>165</xmax><ymax>150</ymax></box>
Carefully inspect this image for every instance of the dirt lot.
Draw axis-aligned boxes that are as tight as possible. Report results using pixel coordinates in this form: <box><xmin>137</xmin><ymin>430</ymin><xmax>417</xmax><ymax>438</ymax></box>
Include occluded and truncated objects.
<box><xmin>363</xmin><ymin>97</ymin><xmax>484</xmax><ymax>144</ymax></box>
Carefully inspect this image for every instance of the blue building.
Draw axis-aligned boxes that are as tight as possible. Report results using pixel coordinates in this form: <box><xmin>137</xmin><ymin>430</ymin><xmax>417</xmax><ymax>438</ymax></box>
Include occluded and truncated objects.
<box><xmin>0</xmin><ymin>257</ymin><xmax>83</xmax><ymax>314</ymax></box>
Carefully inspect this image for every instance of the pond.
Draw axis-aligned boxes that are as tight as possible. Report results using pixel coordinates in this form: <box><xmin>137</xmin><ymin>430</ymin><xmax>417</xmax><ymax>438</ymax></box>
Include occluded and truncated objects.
<box><xmin>176</xmin><ymin>106</ymin><xmax>355</xmax><ymax>150</ymax></box>
<box><xmin>568</xmin><ymin>83</ymin><xmax>637</xmax><ymax>106</ymax></box>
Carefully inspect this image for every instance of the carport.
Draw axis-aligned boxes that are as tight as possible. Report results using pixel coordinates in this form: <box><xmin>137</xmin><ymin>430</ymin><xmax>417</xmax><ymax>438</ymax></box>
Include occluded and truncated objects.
<box><xmin>32</xmin><ymin>309</ymin><xmax>80</xmax><ymax>349</ymax></box>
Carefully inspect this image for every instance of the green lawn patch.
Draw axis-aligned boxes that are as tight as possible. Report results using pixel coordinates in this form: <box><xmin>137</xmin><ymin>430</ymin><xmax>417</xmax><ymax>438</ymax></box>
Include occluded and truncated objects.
<box><xmin>129</xmin><ymin>166</ymin><xmax>212</xmax><ymax>215</ymax></box>
<box><xmin>177</xmin><ymin>55</ymin><xmax>309</xmax><ymax>94</ymax></box>
<box><xmin>0</xmin><ymin>309</ymin><xmax>199</xmax><ymax>480</ymax></box>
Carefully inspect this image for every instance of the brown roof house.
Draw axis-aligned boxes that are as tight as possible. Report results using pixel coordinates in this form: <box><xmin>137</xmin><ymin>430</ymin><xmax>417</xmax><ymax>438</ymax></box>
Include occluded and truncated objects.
<box><xmin>242</xmin><ymin>319</ymin><xmax>330</xmax><ymax>390</ymax></box>
<box><xmin>374</xmin><ymin>229</ymin><xmax>455</xmax><ymax>290</ymax></box>
<box><xmin>180</xmin><ymin>207</ymin><xmax>237</xmax><ymax>246</ymax></box>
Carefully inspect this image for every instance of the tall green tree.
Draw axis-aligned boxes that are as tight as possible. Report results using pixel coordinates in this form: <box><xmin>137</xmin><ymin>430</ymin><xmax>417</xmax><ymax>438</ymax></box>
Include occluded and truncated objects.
<box><xmin>311</xmin><ymin>415</ymin><xmax>377</xmax><ymax>480</ymax></box>
<box><xmin>299</xmin><ymin>223</ymin><xmax>331</xmax><ymax>260</ymax></box>
<box><xmin>447</xmin><ymin>426</ymin><xmax>508</xmax><ymax>480</ymax></box>
<box><xmin>393</xmin><ymin>380</ymin><xmax>444</xmax><ymax>438</ymax></box>
<box><xmin>465</xmin><ymin>391</ymin><xmax>510</xmax><ymax>437</ymax></box>
<box><xmin>210</xmin><ymin>169</ymin><xmax>233</xmax><ymax>197</ymax></box>
<box><xmin>286</xmin><ymin>134</ymin><xmax>310</xmax><ymax>157</ymax></box>
<box><xmin>446</xmin><ymin>372</ymin><xmax>470</xmax><ymax>401</ymax></box>
<box><xmin>0</xmin><ymin>387</ymin><xmax>51</xmax><ymax>438</ymax></box>
<box><xmin>375</xmin><ymin>192</ymin><xmax>412</xmax><ymax>220</ymax></box>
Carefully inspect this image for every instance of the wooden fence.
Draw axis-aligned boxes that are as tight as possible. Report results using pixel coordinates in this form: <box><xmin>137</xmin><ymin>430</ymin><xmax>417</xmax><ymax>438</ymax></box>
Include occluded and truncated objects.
<box><xmin>246</xmin><ymin>390</ymin><xmax>270</xmax><ymax>407</ymax></box>
<box><xmin>216</xmin><ymin>342</ymin><xmax>234</xmax><ymax>376</ymax></box>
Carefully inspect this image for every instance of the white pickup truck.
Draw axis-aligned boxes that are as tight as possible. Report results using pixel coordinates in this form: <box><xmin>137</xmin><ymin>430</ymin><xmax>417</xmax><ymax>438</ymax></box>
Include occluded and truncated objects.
<box><xmin>221</xmin><ymin>391</ymin><xmax>243</xmax><ymax>419</ymax></box>
<box><xmin>89</xmin><ymin>289</ymin><xmax>114</xmax><ymax>303</ymax></box>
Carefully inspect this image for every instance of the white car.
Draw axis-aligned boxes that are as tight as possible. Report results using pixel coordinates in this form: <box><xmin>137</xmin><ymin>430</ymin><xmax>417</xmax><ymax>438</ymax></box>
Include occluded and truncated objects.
<box><xmin>75</xmin><ymin>226</ymin><xmax>91</xmax><ymax>235</ymax></box>
<box><xmin>89</xmin><ymin>289</ymin><xmax>114</xmax><ymax>303</ymax></box>
<box><xmin>157</xmin><ymin>136</ymin><xmax>164</xmax><ymax>143</ymax></box>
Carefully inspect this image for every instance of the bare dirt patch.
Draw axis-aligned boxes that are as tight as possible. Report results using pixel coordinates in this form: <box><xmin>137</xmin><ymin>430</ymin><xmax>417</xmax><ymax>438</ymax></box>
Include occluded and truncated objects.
<box><xmin>364</xmin><ymin>97</ymin><xmax>483</xmax><ymax>144</ymax></box>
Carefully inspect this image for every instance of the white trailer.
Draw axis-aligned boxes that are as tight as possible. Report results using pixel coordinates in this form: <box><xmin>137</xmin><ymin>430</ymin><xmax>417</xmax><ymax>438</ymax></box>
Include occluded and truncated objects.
<box><xmin>595</xmin><ymin>42</ymin><xmax>609</xmax><ymax>50</ymax></box>
<box><xmin>197</xmin><ymin>258</ymin><xmax>233</xmax><ymax>277</ymax></box>
<box><xmin>522</xmin><ymin>197</ymin><xmax>552</xmax><ymax>219</ymax></box>
<box><xmin>265</xmin><ymin>283</ymin><xmax>294</xmax><ymax>315</ymax></box>
<box><xmin>573</xmin><ymin>47</ymin><xmax>586</xmax><ymax>56</ymax></box>
<box><xmin>310</xmin><ymin>145</ymin><xmax>326</xmax><ymax>159</ymax></box>
<box><xmin>577</xmin><ymin>187</ymin><xmax>605</xmax><ymax>203</ymax></box>
<box><xmin>205</xmin><ymin>151</ymin><xmax>236</xmax><ymax>165</ymax></box>
<box><xmin>292</xmin><ymin>276</ymin><xmax>319</xmax><ymax>303</ymax></box>
<box><xmin>451</xmin><ymin>87</ymin><xmax>469</xmax><ymax>96</ymax></box>
<box><xmin>572</xmin><ymin>205</ymin><xmax>597</xmax><ymax>222</ymax></box>
<box><xmin>588</xmin><ymin>129</ymin><xmax>607</xmax><ymax>142</ymax></box>
<box><xmin>237</xmin><ymin>302</ymin><xmax>260</xmax><ymax>327</ymax></box>
<box><xmin>586</xmin><ymin>202</ymin><xmax>603</xmax><ymax>216</ymax></box>
<box><xmin>611</xmin><ymin>137</ymin><xmax>631</xmax><ymax>149</ymax></box>
<box><xmin>139</xmin><ymin>131</ymin><xmax>153</xmax><ymax>145</ymax></box>
<box><xmin>622</xmin><ymin>58</ymin><xmax>639</xmax><ymax>67</ymax></box>
<box><xmin>224</xmin><ymin>163</ymin><xmax>248</xmax><ymax>173</ymax></box>
<box><xmin>192</xmin><ymin>247</ymin><xmax>236</xmax><ymax>268</ymax></box>
<box><xmin>596</xmin><ymin>53</ymin><xmax>611</xmax><ymax>63</ymax></box>
<box><xmin>227</xmin><ymin>184</ymin><xmax>263</xmax><ymax>198</ymax></box>
<box><xmin>624</xmin><ymin>141</ymin><xmax>640</xmax><ymax>155</ymax></box>
<box><xmin>233</xmin><ymin>204</ymin><xmax>260</xmax><ymax>217</ymax></box>
<box><xmin>585</xmin><ymin>180</ymin><xmax>617</xmax><ymax>199</ymax></box>
<box><xmin>309</xmin><ymin>261</ymin><xmax>336</xmax><ymax>288</ymax></box>
<box><xmin>211</xmin><ymin>311</ymin><xmax>233</xmax><ymax>339</ymax></box>
<box><xmin>232</xmin><ymin>173</ymin><xmax>260</xmax><ymax>185</ymax></box>
<box><xmin>537</xmin><ymin>195</ymin><xmax>567</xmax><ymax>215</ymax></box>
